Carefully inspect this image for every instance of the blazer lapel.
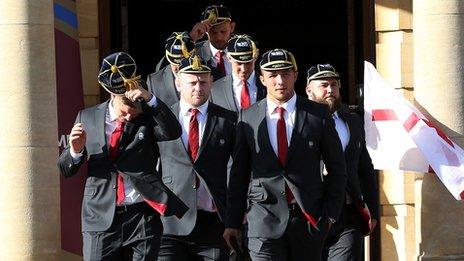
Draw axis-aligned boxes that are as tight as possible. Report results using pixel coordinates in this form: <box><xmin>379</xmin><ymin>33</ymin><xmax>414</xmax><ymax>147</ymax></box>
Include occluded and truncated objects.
<box><xmin>224</xmin><ymin>76</ymin><xmax>239</xmax><ymax>113</ymax></box>
<box><xmin>255</xmin><ymin>99</ymin><xmax>281</xmax><ymax>163</ymax></box>
<box><xmin>119</xmin><ymin>120</ymin><xmax>136</xmax><ymax>151</ymax></box>
<box><xmin>164</xmin><ymin>67</ymin><xmax>180</xmax><ymax>100</ymax></box>
<box><xmin>337</xmin><ymin>107</ymin><xmax>354</xmax><ymax>153</ymax></box>
<box><xmin>197</xmin><ymin>103</ymin><xmax>218</xmax><ymax>158</ymax></box>
<box><xmin>95</xmin><ymin>101</ymin><xmax>109</xmax><ymax>153</ymax></box>
<box><xmin>171</xmin><ymin>103</ymin><xmax>191</xmax><ymax>159</ymax></box>
<box><xmin>286</xmin><ymin>97</ymin><xmax>307</xmax><ymax>164</ymax></box>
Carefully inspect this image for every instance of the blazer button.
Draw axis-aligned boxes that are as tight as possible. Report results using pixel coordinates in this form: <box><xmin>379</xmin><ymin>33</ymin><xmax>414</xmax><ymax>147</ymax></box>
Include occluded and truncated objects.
<box><xmin>112</xmin><ymin>185</ymin><xmax>116</xmax><ymax>189</ymax></box>
<box><xmin>68</xmin><ymin>163</ymin><xmax>73</xmax><ymax>168</ymax></box>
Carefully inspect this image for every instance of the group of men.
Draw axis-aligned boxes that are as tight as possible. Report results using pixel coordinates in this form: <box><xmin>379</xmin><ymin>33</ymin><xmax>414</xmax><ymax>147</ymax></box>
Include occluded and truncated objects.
<box><xmin>58</xmin><ymin>4</ymin><xmax>379</xmax><ymax>261</ymax></box>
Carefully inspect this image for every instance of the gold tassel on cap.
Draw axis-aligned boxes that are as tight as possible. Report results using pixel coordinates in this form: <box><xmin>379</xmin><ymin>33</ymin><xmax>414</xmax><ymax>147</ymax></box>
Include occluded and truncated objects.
<box><xmin>122</xmin><ymin>74</ymin><xmax>142</xmax><ymax>92</ymax></box>
<box><xmin>192</xmin><ymin>56</ymin><xmax>201</xmax><ymax>70</ymax></box>
<box><xmin>207</xmin><ymin>9</ymin><xmax>217</xmax><ymax>24</ymax></box>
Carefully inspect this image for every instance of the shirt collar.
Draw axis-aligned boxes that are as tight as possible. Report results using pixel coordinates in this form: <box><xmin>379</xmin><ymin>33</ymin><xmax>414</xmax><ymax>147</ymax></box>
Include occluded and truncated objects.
<box><xmin>179</xmin><ymin>99</ymin><xmax>209</xmax><ymax>117</ymax></box>
<box><xmin>108</xmin><ymin>99</ymin><xmax>118</xmax><ymax>122</ymax></box>
<box><xmin>232</xmin><ymin>70</ymin><xmax>256</xmax><ymax>87</ymax></box>
<box><xmin>209</xmin><ymin>43</ymin><xmax>226</xmax><ymax>57</ymax></box>
<box><xmin>266</xmin><ymin>92</ymin><xmax>297</xmax><ymax>115</ymax></box>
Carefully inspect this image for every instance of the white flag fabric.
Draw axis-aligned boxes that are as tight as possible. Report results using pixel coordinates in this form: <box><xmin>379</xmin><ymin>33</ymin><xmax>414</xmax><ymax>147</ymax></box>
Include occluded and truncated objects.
<box><xmin>363</xmin><ymin>61</ymin><xmax>464</xmax><ymax>200</ymax></box>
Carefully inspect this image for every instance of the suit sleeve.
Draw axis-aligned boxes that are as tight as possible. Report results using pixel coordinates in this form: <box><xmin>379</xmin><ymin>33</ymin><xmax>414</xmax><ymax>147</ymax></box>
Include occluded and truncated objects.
<box><xmin>358</xmin><ymin>133</ymin><xmax>380</xmax><ymax>220</ymax></box>
<box><xmin>146</xmin><ymin>75</ymin><xmax>155</xmax><ymax>95</ymax></box>
<box><xmin>57</xmin><ymin>111</ymin><xmax>87</xmax><ymax>178</ymax></box>
<box><xmin>146</xmin><ymin>98</ymin><xmax>182</xmax><ymax>141</ymax></box>
<box><xmin>320</xmin><ymin>110</ymin><xmax>348</xmax><ymax>221</ymax></box>
<box><xmin>225</xmin><ymin>112</ymin><xmax>251</xmax><ymax>229</ymax></box>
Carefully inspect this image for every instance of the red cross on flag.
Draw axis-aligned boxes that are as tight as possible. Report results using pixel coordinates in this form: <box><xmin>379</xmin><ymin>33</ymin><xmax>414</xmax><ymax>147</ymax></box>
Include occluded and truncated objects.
<box><xmin>363</xmin><ymin>61</ymin><xmax>464</xmax><ymax>200</ymax></box>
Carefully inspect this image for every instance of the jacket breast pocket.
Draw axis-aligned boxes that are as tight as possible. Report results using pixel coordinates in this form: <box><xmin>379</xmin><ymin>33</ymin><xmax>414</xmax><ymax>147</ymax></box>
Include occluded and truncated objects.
<box><xmin>162</xmin><ymin>176</ymin><xmax>173</xmax><ymax>184</ymax></box>
<box><xmin>248</xmin><ymin>180</ymin><xmax>267</xmax><ymax>203</ymax></box>
<box><xmin>83</xmin><ymin>186</ymin><xmax>96</xmax><ymax>197</ymax></box>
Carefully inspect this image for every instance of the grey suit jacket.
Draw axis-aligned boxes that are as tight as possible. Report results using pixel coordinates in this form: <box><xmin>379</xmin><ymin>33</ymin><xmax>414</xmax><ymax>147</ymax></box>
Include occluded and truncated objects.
<box><xmin>210</xmin><ymin>74</ymin><xmax>267</xmax><ymax>114</ymax></box>
<box><xmin>196</xmin><ymin>40</ymin><xmax>226</xmax><ymax>81</ymax></box>
<box><xmin>58</xmin><ymin>99</ymin><xmax>188</xmax><ymax>232</ymax></box>
<box><xmin>158</xmin><ymin>102</ymin><xmax>237</xmax><ymax>236</ymax></box>
<box><xmin>146</xmin><ymin>66</ymin><xmax>179</xmax><ymax>107</ymax></box>
<box><xmin>226</xmin><ymin>96</ymin><xmax>347</xmax><ymax>239</ymax></box>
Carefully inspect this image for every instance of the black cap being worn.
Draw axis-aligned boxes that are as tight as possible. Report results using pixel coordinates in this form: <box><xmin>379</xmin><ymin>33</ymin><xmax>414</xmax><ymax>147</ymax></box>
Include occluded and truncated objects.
<box><xmin>178</xmin><ymin>55</ymin><xmax>211</xmax><ymax>74</ymax></box>
<box><xmin>306</xmin><ymin>64</ymin><xmax>340</xmax><ymax>82</ymax></box>
<box><xmin>98</xmin><ymin>52</ymin><xmax>139</xmax><ymax>95</ymax></box>
<box><xmin>202</xmin><ymin>5</ymin><xmax>232</xmax><ymax>26</ymax></box>
<box><xmin>226</xmin><ymin>34</ymin><xmax>258</xmax><ymax>63</ymax></box>
<box><xmin>165</xmin><ymin>32</ymin><xmax>195</xmax><ymax>65</ymax></box>
<box><xmin>260</xmin><ymin>49</ymin><xmax>297</xmax><ymax>71</ymax></box>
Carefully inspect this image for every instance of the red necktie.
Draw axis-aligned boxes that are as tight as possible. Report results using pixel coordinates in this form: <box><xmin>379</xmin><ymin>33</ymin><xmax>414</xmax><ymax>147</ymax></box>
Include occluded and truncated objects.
<box><xmin>240</xmin><ymin>80</ymin><xmax>251</xmax><ymax>109</ymax></box>
<box><xmin>276</xmin><ymin>107</ymin><xmax>294</xmax><ymax>202</ymax></box>
<box><xmin>109</xmin><ymin>120</ymin><xmax>126</xmax><ymax>205</ymax></box>
<box><xmin>188</xmin><ymin>108</ymin><xmax>200</xmax><ymax>162</ymax></box>
<box><xmin>188</xmin><ymin>108</ymin><xmax>200</xmax><ymax>188</ymax></box>
<box><xmin>215</xmin><ymin>51</ymin><xmax>225</xmax><ymax>75</ymax></box>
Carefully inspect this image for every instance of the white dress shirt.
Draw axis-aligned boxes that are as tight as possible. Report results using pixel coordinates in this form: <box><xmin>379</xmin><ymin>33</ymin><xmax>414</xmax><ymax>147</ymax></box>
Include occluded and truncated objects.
<box><xmin>71</xmin><ymin>96</ymin><xmax>158</xmax><ymax>205</ymax></box>
<box><xmin>333</xmin><ymin>111</ymin><xmax>352</xmax><ymax>204</ymax></box>
<box><xmin>333</xmin><ymin>111</ymin><xmax>350</xmax><ymax>151</ymax></box>
<box><xmin>178</xmin><ymin>99</ymin><xmax>216</xmax><ymax>212</ymax></box>
<box><xmin>232</xmin><ymin>71</ymin><xmax>258</xmax><ymax>108</ymax></box>
<box><xmin>209</xmin><ymin>43</ymin><xmax>232</xmax><ymax>75</ymax></box>
<box><xmin>265</xmin><ymin>93</ymin><xmax>297</xmax><ymax>155</ymax></box>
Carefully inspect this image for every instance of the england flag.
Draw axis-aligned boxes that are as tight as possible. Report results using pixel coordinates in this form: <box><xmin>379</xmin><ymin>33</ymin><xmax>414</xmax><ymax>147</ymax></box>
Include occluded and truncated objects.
<box><xmin>363</xmin><ymin>61</ymin><xmax>464</xmax><ymax>200</ymax></box>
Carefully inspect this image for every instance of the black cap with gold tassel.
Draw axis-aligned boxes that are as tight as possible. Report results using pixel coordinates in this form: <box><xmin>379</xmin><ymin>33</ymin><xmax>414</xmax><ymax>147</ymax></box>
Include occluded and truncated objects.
<box><xmin>177</xmin><ymin>55</ymin><xmax>211</xmax><ymax>74</ymax></box>
<box><xmin>165</xmin><ymin>31</ymin><xmax>195</xmax><ymax>65</ymax></box>
<box><xmin>97</xmin><ymin>52</ymin><xmax>142</xmax><ymax>95</ymax></box>
<box><xmin>226</xmin><ymin>34</ymin><xmax>259</xmax><ymax>63</ymax></box>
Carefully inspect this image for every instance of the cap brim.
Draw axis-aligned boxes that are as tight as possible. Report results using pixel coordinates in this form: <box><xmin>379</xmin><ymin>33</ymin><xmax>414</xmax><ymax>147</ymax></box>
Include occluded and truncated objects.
<box><xmin>205</xmin><ymin>18</ymin><xmax>231</xmax><ymax>26</ymax></box>
<box><xmin>178</xmin><ymin>66</ymin><xmax>211</xmax><ymax>74</ymax></box>
<box><xmin>307</xmin><ymin>71</ymin><xmax>340</xmax><ymax>81</ymax></box>
<box><xmin>260</xmin><ymin>61</ymin><xmax>295</xmax><ymax>71</ymax></box>
<box><xmin>166</xmin><ymin>54</ymin><xmax>182</xmax><ymax>65</ymax></box>
<box><xmin>228</xmin><ymin>53</ymin><xmax>255</xmax><ymax>63</ymax></box>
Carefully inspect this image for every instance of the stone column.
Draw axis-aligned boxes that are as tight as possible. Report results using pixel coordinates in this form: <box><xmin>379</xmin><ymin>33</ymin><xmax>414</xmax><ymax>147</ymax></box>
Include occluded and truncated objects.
<box><xmin>0</xmin><ymin>0</ymin><xmax>60</xmax><ymax>259</ymax></box>
<box><xmin>413</xmin><ymin>1</ymin><xmax>464</xmax><ymax>259</ymax></box>
<box><xmin>375</xmin><ymin>1</ymin><xmax>416</xmax><ymax>260</ymax></box>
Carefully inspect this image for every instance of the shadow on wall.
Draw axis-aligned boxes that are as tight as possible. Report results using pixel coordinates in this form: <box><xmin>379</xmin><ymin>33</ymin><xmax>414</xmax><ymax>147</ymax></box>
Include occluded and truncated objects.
<box><xmin>375</xmin><ymin>0</ymin><xmax>412</xmax><ymax>12</ymax></box>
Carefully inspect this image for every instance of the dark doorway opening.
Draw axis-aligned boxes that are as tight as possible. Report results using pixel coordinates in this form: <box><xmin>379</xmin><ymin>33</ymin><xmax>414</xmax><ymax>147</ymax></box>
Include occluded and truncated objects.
<box><xmin>100</xmin><ymin>0</ymin><xmax>375</xmax><ymax>107</ymax></box>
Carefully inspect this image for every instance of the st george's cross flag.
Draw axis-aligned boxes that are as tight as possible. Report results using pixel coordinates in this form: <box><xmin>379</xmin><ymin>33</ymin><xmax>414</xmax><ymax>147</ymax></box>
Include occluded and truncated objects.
<box><xmin>363</xmin><ymin>61</ymin><xmax>464</xmax><ymax>200</ymax></box>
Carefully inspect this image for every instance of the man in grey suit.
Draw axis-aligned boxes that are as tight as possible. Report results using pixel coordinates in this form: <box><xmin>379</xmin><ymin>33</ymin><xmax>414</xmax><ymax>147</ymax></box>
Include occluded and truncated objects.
<box><xmin>157</xmin><ymin>55</ymin><xmax>236</xmax><ymax>261</ymax></box>
<box><xmin>192</xmin><ymin>5</ymin><xmax>235</xmax><ymax>81</ymax></box>
<box><xmin>147</xmin><ymin>32</ymin><xmax>195</xmax><ymax>107</ymax></box>
<box><xmin>306</xmin><ymin>64</ymin><xmax>379</xmax><ymax>261</ymax></box>
<box><xmin>223</xmin><ymin>49</ymin><xmax>347</xmax><ymax>261</ymax></box>
<box><xmin>58</xmin><ymin>52</ymin><xmax>188</xmax><ymax>260</ymax></box>
<box><xmin>211</xmin><ymin>34</ymin><xmax>266</xmax><ymax>113</ymax></box>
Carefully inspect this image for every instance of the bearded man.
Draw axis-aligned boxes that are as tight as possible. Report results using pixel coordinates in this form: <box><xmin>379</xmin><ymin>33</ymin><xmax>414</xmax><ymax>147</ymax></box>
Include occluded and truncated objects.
<box><xmin>306</xmin><ymin>64</ymin><xmax>379</xmax><ymax>261</ymax></box>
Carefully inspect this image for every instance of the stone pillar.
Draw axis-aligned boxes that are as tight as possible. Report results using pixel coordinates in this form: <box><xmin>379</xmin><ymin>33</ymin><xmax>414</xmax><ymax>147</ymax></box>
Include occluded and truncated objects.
<box><xmin>375</xmin><ymin>1</ymin><xmax>416</xmax><ymax>260</ymax></box>
<box><xmin>77</xmin><ymin>0</ymin><xmax>100</xmax><ymax>107</ymax></box>
<box><xmin>0</xmin><ymin>0</ymin><xmax>60</xmax><ymax>259</ymax></box>
<box><xmin>413</xmin><ymin>1</ymin><xmax>464</xmax><ymax>259</ymax></box>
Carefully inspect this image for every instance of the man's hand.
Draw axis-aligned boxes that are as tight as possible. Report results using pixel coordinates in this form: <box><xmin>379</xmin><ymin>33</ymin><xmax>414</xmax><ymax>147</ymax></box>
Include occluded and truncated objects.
<box><xmin>125</xmin><ymin>80</ymin><xmax>153</xmax><ymax>102</ymax></box>
<box><xmin>189</xmin><ymin>21</ymin><xmax>212</xmax><ymax>42</ymax></box>
<box><xmin>69</xmin><ymin>123</ymin><xmax>86</xmax><ymax>154</ymax></box>
<box><xmin>223</xmin><ymin>228</ymin><xmax>242</xmax><ymax>251</ymax></box>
